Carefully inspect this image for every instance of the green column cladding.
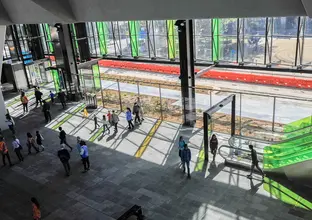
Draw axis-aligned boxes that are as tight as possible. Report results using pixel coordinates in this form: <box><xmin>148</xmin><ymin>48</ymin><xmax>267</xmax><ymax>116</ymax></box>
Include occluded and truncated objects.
<box><xmin>45</xmin><ymin>24</ymin><xmax>54</xmax><ymax>53</ymax></box>
<box><xmin>71</xmin><ymin>24</ymin><xmax>79</xmax><ymax>56</ymax></box>
<box><xmin>96</xmin><ymin>22</ymin><xmax>108</xmax><ymax>55</ymax></box>
<box><xmin>167</xmin><ymin>20</ymin><xmax>176</xmax><ymax>60</ymax></box>
<box><xmin>52</xmin><ymin>69</ymin><xmax>60</xmax><ymax>92</ymax></box>
<box><xmin>92</xmin><ymin>64</ymin><xmax>101</xmax><ymax>90</ymax></box>
<box><xmin>212</xmin><ymin>19</ymin><xmax>220</xmax><ymax>62</ymax></box>
<box><xmin>129</xmin><ymin>21</ymin><xmax>139</xmax><ymax>57</ymax></box>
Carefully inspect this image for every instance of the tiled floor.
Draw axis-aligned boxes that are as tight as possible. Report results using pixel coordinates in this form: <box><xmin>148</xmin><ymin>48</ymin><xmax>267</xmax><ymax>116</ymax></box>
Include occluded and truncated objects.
<box><xmin>0</xmin><ymin>101</ymin><xmax>311</xmax><ymax>220</ymax></box>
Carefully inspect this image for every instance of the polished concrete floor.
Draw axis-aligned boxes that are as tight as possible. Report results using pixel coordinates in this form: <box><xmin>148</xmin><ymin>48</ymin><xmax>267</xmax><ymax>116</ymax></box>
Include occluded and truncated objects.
<box><xmin>0</xmin><ymin>99</ymin><xmax>311</xmax><ymax>219</ymax></box>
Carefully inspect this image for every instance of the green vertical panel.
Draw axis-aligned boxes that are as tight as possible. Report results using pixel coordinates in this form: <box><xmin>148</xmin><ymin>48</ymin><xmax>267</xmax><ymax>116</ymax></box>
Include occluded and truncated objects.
<box><xmin>96</xmin><ymin>22</ymin><xmax>108</xmax><ymax>55</ymax></box>
<box><xmin>72</xmin><ymin>24</ymin><xmax>79</xmax><ymax>55</ymax></box>
<box><xmin>212</xmin><ymin>19</ymin><xmax>220</xmax><ymax>61</ymax></box>
<box><xmin>129</xmin><ymin>21</ymin><xmax>139</xmax><ymax>57</ymax></box>
<box><xmin>92</xmin><ymin>64</ymin><xmax>101</xmax><ymax>89</ymax></box>
<box><xmin>52</xmin><ymin>70</ymin><xmax>60</xmax><ymax>92</ymax></box>
<box><xmin>167</xmin><ymin>20</ymin><xmax>176</xmax><ymax>60</ymax></box>
<box><xmin>45</xmin><ymin>24</ymin><xmax>54</xmax><ymax>53</ymax></box>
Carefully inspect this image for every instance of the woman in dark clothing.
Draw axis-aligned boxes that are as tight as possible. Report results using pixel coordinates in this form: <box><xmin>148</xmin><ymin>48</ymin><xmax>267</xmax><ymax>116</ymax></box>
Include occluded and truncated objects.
<box><xmin>210</xmin><ymin>134</ymin><xmax>218</xmax><ymax>162</ymax></box>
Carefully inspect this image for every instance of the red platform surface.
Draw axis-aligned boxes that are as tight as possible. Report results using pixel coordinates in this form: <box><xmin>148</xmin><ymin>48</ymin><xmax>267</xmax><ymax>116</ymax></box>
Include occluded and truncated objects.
<box><xmin>47</xmin><ymin>56</ymin><xmax>312</xmax><ymax>89</ymax></box>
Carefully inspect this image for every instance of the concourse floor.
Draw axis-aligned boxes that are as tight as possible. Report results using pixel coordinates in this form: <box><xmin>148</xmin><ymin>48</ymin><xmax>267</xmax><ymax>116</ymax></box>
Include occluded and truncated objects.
<box><xmin>0</xmin><ymin>102</ymin><xmax>310</xmax><ymax>220</ymax></box>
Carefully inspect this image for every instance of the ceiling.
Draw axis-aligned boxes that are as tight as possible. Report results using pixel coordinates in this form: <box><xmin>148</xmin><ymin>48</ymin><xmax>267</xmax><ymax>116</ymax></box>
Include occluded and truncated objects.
<box><xmin>0</xmin><ymin>0</ymin><xmax>312</xmax><ymax>25</ymax></box>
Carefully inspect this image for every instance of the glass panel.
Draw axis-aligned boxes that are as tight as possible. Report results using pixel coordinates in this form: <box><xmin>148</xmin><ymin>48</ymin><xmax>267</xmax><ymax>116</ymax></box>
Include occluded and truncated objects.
<box><xmin>219</xmin><ymin>18</ymin><xmax>237</xmax><ymax>62</ymax></box>
<box><xmin>138</xmin><ymin>82</ymin><xmax>161</xmax><ymax>119</ymax></box>
<box><xmin>195</xmin><ymin>87</ymin><xmax>211</xmax><ymax>128</ymax></box>
<box><xmin>302</xmin><ymin>17</ymin><xmax>312</xmax><ymax>68</ymax></box>
<box><xmin>154</xmin><ymin>20</ymin><xmax>168</xmax><ymax>58</ymax></box>
<box><xmin>137</xmin><ymin>21</ymin><xmax>149</xmax><ymax>57</ymax></box>
<box><xmin>100</xmin><ymin>75</ymin><xmax>121</xmax><ymax>110</ymax></box>
<box><xmin>274</xmin><ymin>98</ymin><xmax>312</xmax><ymax>137</ymax></box>
<box><xmin>194</xmin><ymin>19</ymin><xmax>212</xmax><ymax>61</ymax></box>
<box><xmin>119</xmin><ymin>77</ymin><xmax>139</xmax><ymax>112</ymax></box>
<box><xmin>243</xmin><ymin>17</ymin><xmax>266</xmax><ymax>65</ymax></box>
<box><xmin>161</xmin><ymin>83</ymin><xmax>182</xmax><ymax>124</ymax></box>
<box><xmin>240</xmin><ymin>94</ymin><xmax>274</xmax><ymax>141</ymax></box>
<box><xmin>117</xmin><ymin>21</ymin><xmax>131</xmax><ymax>56</ymax></box>
<box><xmin>271</xmin><ymin>17</ymin><xmax>298</xmax><ymax>67</ymax></box>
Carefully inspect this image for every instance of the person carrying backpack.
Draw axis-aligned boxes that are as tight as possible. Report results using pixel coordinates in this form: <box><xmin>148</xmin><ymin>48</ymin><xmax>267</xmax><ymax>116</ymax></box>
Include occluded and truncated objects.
<box><xmin>57</xmin><ymin>144</ymin><xmax>71</xmax><ymax>176</ymax></box>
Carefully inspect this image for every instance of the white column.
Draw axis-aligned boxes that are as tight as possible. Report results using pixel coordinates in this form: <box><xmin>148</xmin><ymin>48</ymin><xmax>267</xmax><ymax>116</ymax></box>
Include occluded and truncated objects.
<box><xmin>0</xmin><ymin>25</ymin><xmax>8</xmax><ymax>130</ymax></box>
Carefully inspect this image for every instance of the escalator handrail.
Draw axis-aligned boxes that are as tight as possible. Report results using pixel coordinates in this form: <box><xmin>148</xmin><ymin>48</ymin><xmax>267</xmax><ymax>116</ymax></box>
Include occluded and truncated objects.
<box><xmin>218</xmin><ymin>145</ymin><xmax>264</xmax><ymax>162</ymax></box>
<box><xmin>229</xmin><ymin>131</ymin><xmax>312</xmax><ymax>148</ymax></box>
<box><xmin>241</xmin><ymin>123</ymin><xmax>312</xmax><ymax>135</ymax></box>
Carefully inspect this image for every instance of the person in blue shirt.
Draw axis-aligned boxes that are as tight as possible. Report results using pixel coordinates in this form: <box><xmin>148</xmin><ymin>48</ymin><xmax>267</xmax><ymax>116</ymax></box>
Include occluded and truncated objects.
<box><xmin>80</xmin><ymin>140</ymin><xmax>90</xmax><ymax>172</ymax></box>
<box><xmin>126</xmin><ymin>108</ymin><xmax>134</xmax><ymax>130</ymax></box>
<box><xmin>178</xmin><ymin>136</ymin><xmax>185</xmax><ymax>163</ymax></box>
<box><xmin>49</xmin><ymin>91</ymin><xmax>55</xmax><ymax>104</ymax></box>
<box><xmin>181</xmin><ymin>144</ymin><xmax>191</xmax><ymax>179</ymax></box>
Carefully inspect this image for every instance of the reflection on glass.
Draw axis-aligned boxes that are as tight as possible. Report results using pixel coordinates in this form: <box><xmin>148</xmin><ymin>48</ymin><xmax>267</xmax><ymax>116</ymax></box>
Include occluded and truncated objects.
<box><xmin>194</xmin><ymin>19</ymin><xmax>212</xmax><ymax>61</ymax></box>
<box><xmin>154</xmin><ymin>20</ymin><xmax>168</xmax><ymax>58</ymax></box>
<box><xmin>271</xmin><ymin>17</ymin><xmax>298</xmax><ymax>67</ymax></box>
<box><xmin>302</xmin><ymin>17</ymin><xmax>312</xmax><ymax>68</ymax></box>
<box><xmin>243</xmin><ymin>18</ymin><xmax>266</xmax><ymax>64</ymax></box>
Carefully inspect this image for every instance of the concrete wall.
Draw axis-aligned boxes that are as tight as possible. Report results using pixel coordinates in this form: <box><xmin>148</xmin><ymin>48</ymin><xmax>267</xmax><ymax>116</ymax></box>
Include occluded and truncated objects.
<box><xmin>0</xmin><ymin>25</ymin><xmax>8</xmax><ymax>130</ymax></box>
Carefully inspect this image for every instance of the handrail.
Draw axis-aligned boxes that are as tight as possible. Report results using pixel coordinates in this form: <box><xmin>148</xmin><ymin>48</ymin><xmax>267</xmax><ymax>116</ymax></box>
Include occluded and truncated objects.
<box><xmin>229</xmin><ymin>131</ymin><xmax>312</xmax><ymax>148</ymax></box>
<box><xmin>218</xmin><ymin>144</ymin><xmax>263</xmax><ymax>162</ymax></box>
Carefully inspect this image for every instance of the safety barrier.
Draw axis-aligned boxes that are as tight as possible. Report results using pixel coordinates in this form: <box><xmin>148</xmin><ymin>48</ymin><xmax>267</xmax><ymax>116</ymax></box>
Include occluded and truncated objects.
<box><xmin>47</xmin><ymin>56</ymin><xmax>312</xmax><ymax>89</ymax></box>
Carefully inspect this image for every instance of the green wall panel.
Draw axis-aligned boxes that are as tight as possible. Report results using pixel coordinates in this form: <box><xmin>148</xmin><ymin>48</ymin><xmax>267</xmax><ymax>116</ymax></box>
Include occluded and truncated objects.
<box><xmin>52</xmin><ymin>70</ymin><xmax>60</xmax><ymax>92</ymax></box>
<box><xmin>45</xmin><ymin>24</ymin><xmax>54</xmax><ymax>53</ymax></box>
<box><xmin>212</xmin><ymin>19</ymin><xmax>220</xmax><ymax>61</ymax></box>
<box><xmin>167</xmin><ymin>20</ymin><xmax>176</xmax><ymax>60</ymax></box>
<box><xmin>129</xmin><ymin>21</ymin><xmax>139</xmax><ymax>57</ymax></box>
<box><xmin>96</xmin><ymin>22</ymin><xmax>108</xmax><ymax>55</ymax></box>
<box><xmin>92</xmin><ymin>64</ymin><xmax>101</xmax><ymax>89</ymax></box>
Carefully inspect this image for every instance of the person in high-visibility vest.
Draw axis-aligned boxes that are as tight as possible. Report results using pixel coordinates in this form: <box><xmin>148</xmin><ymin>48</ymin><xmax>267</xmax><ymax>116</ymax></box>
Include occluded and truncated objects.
<box><xmin>0</xmin><ymin>137</ymin><xmax>13</xmax><ymax>166</ymax></box>
<box><xmin>83</xmin><ymin>108</ymin><xmax>89</xmax><ymax>118</ymax></box>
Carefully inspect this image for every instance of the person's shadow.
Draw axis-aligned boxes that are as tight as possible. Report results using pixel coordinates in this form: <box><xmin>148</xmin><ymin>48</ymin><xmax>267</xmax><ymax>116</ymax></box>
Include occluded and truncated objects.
<box><xmin>248</xmin><ymin>178</ymin><xmax>264</xmax><ymax>195</ymax></box>
<box><xmin>106</xmin><ymin>130</ymin><xmax>118</xmax><ymax>142</ymax></box>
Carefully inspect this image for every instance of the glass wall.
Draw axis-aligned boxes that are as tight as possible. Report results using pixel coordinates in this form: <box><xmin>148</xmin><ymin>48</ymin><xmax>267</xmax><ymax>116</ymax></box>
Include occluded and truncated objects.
<box><xmin>10</xmin><ymin>17</ymin><xmax>312</xmax><ymax>70</ymax></box>
<box><xmin>80</xmin><ymin>17</ymin><xmax>312</xmax><ymax>69</ymax></box>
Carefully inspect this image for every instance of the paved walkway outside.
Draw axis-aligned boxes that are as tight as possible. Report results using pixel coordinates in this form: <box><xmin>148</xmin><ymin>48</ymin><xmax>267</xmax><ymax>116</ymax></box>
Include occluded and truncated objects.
<box><xmin>0</xmin><ymin>101</ymin><xmax>311</xmax><ymax>220</ymax></box>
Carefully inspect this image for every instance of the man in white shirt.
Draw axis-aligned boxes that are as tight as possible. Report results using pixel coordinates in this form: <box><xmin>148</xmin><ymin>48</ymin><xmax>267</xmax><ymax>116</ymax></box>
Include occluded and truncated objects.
<box><xmin>12</xmin><ymin>136</ymin><xmax>23</xmax><ymax>162</ymax></box>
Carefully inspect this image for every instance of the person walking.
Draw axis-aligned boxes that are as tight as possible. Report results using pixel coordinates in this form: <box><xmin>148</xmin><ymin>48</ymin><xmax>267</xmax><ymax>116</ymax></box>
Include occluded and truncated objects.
<box><xmin>112</xmin><ymin>110</ymin><xmax>119</xmax><ymax>132</ymax></box>
<box><xmin>80</xmin><ymin>141</ymin><xmax>90</xmax><ymax>172</ymax></box>
<box><xmin>181</xmin><ymin>143</ymin><xmax>191</xmax><ymax>179</ymax></box>
<box><xmin>21</xmin><ymin>92</ymin><xmax>29</xmax><ymax>113</ymax></box>
<box><xmin>35</xmin><ymin>88</ymin><xmax>43</xmax><ymax>108</ymax></box>
<box><xmin>27</xmin><ymin>133</ymin><xmax>40</xmax><ymax>154</ymax></box>
<box><xmin>133</xmin><ymin>102</ymin><xmax>141</xmax><ymax>124</ymax></box>
<box><xmin>178</xmin><ymin>136</ymin><xmax>186</xmax><ymax>164</ymax></box>
<box><xmin>137</xmin><ymin>97</ymin><xmax>144</xmax><ymax>121</ymax></box>
<box><xmin>49</xmin><ymin>91</ymin><xmax>55</xmax><ymax>104</ymax></box>
<box><xmin>57</xmin><ymin>144</ymin><xmax>71</xmax><ymax>176</ymax></box>
<box><xmin>102</xmin><ymin>115</ymin><xmax>110</xmax><ymax>135</ymax></box>
<box><xmin>107</xmin><ymin>111</ymin><xmax>113</xmax><ymax>125</ymax></box>
<box><xmin>58</xmin><ymin>127</ymin><xmax>72</xmax><ymax>151</ymax></box>
<box><xmin>210</xmin><ymin>134</ymin><xmax>218</xmax><ymax>162</ymax></box>
<box><xmin>126</xmin><ymin>108</ymin><xmax>134</xmax><ymax>130</ymax></box>
<box><xmin>0</xmin><ymin>137</ymin><xmax>13</xmax><ymax>166</ymax></box>
<box><xmin>94</xmin><ymin>116</ymin><xmax>100</xmax><ymax>130</ymax></box>
<box><xmin>36</xmin><ymin>131</ymin><xmax>45</xmax><ymax>151</ymax></box>
<box><xmin>5</xmin><ymin>114</ymin><xmax>15</xmax><ymax>134</ymax></box>
<box><xmin>247</xmin><ymin>145</ymin><xmax>265</xmax><ymax>179</ymax></box>
<box><xmin>42</xmin><ymin>100</ymin><xmax>52</xmax><ymax>123</ymax></box>
<box><xmin>12</xmin><ymin>135</ymin><xmax>23</xmax><ymax>162</ymax></box>
<box><xmin>31</xmin><ymin>197</ymin><xmax>41</xmax><ymax>220</ymax></box>
<box><xmin>58</xmin><ymin>89</ymin><xmax>66</xmax><ymax>109</ymax></box>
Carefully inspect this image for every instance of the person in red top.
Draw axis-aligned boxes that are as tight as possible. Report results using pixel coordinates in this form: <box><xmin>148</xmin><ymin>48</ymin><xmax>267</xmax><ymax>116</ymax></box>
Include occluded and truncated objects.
<box><xmin>31</xmin><ymin>197</ymin><xmax>41</xmax><ymax>220</ymax></box>
<box><xmin>0</xmin><ymin>137</ymin><xmax>13</xmax><ymax>166</ymax></box>
<box><xmin>107</xmin><ymin>111</ymin><xmax>112</xmax><ymax>125</ymax></box>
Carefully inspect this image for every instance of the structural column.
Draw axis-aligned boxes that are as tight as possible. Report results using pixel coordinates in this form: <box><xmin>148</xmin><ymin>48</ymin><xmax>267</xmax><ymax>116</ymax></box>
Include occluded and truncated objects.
<box><xmin>52</xmin><ymin>24</ymin><xmax>80</xmax><ymax>100</ymax></box>
<box><xmin>73</xmin><ymin>23</ymin><xmax>91</xmax><ymax>62</ymax></box>
<box><xmin>175</xmin><ymin>20</ymin><xmax>196</xmax><ymax>126</ymax></box>
<box><xmin>0</xmin><ymin>25</ymin><xmax>8</xmax><ymax>130</ymax></box>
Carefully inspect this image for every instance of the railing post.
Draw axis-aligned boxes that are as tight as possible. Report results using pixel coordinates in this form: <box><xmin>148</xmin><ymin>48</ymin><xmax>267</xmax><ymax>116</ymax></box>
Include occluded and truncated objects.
<box><xmin>99</xmin><ymin>72</ymin><xmax>104</xmax><ymax>108</ymax></box>
<box><xmin>159</xmin><ymin>84</ymin><xmax>163</xmax><ymax>120</ymax></box>
<box><xmin>117</xmin><ymin>79</ymin><xmax>122</xmax><ymax>112</ymax></box>
<box><xmin>272</xmin><ymin>97</ymin><xmax>276</xmax><ymax>132</ymax></box>
<box><xmin>209</xmin><ymin>89</ymin><xmax>212</xmax><ymax>107</ymax></box>
<box><xmin>239</xmin><ymin>93</ymin><xmax>242</xmax><ymax>135</ymax></box>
